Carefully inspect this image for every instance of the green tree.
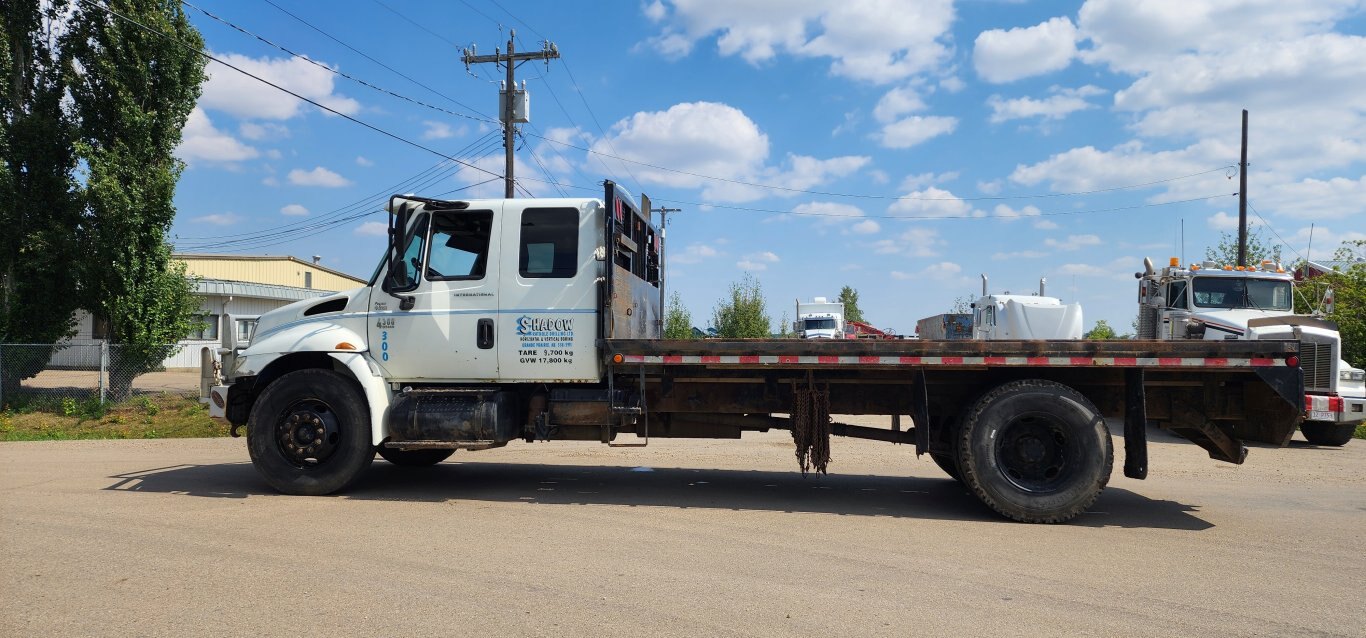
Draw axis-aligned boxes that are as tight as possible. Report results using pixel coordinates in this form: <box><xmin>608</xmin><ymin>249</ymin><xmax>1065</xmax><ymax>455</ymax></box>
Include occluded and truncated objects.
<box><xmin>950</xmin><ymin>295</ymin><xmax>972</xmax><ymax>314</ymax></box>
<box><xmin>1295</xmin><ymin>240</ymin><xmax>1366</xmax><ymax>369</ymax></box>
<box><xmin>66</xmin><ymin>0</ymin><xmax>206</xmax><ymax>397</ymax></box>
<box><xmin>713</xmin><ymin>274</ymin><xmax>771</xmax><ymax>338</ymax></box>
<box><xmin>1085</xmin><ymin>319</ymin><xmax>1117</xmax><ymax>340</ymax></box>
<box><xmin>663</xmin><ymin>291</ymin><xmax>695</xmax><ymax>340</ymax></box>
<box><xmin>1205</xmin><ymin>230</ymin><xmax>1284</xmax><ymax>266</ymax></box>
<box><xmin>1</xmin><ymin>0</ymin><xmax>85</xmax><ymax>399</ymax></box>
<box><xmin>838</xmin><ymin>285</ymin><xmax>865</xmax><ymax>323</ymax></box>
<box><xmin>778</xmin><ymin>311</ymin><xmax>792</xmax><ymax>338</ymax></box>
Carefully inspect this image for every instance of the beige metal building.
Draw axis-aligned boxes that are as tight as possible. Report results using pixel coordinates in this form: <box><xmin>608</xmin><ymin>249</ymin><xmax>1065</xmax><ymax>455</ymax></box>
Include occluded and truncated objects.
<box><xmin>176</xmin><ymin>254</ymin><xmax>365</xmax><ymax>292</ymax></box>
<box><xmin>56</xmin><ymin>255</ymin><xmax>366</xmax><ymax>369</ymax></box>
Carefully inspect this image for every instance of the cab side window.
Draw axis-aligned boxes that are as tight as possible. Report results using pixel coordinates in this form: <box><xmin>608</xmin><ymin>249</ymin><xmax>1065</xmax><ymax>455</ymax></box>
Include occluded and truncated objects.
<box><xmin>427</xmin><ymin>210</ymin><xmax>494</xmax><ymax>280</ymax></box>
<box><xmin>519</xmin><ymin>207</ymin><xmax>578</xmax><ymax>278</ymax></box>
<box><xmin>1167</xmin><ymin>281</ymin><xmax>1188</xmax><ymax>309</ymax></box>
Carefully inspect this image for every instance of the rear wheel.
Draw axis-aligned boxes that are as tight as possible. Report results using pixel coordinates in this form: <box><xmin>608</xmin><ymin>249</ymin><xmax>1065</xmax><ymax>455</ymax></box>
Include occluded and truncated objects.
<box><xmin>247</xmin><ymin>369</ymin><xmax>374</xmax><ymax>495</ymax></box>
<box><xmin>377</xmin><ymin>447</ymin><xmax>455</xmax><ymax>466</ymax></box>
<box><xmin>1300</xmin><ymin>421</ymin><xmax>1355</xmax><ymax>446</ymax></box>
<box><xmin>958</xmin><ymin>380</ymin><xmax>1112</xmax><ymax>524</ymax></box>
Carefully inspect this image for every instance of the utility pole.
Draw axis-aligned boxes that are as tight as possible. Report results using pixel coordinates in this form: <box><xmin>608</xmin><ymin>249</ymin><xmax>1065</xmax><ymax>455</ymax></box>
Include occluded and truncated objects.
<box><xmin>654</xmin><ymin>205</ymin><xmax>682</xmax><ymax>332</ymax></box>
<box><xmin>462</xmin><ymin>30</ymin><xmax>559</xmax><ymax>198</ymax></box>
<box><xmin>1237</xmin><ymin>108</ymin><xmax>1249</xmax><ymax>267</ymax></box>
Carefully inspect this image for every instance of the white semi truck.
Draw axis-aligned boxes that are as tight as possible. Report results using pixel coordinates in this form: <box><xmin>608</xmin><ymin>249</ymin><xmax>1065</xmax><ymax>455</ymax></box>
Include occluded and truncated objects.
<box><xmin>794</xmin><ymin>298</ymin><xmax>845</xmax><ymax>339</ymax></box>
<box><xmin>969</xmin><ymin>276</ymin><xmax>1084</xmax><ymax>340</ymax></box>
<box><xmin>1135</xmin><ymin>257</ymin><xmax>1364</xmax><ymax>445</ymax></box>
<box><xmin>198</xmin><ymin>182</ymin><xmax>1311</xmax><ymax>523</ymax></box>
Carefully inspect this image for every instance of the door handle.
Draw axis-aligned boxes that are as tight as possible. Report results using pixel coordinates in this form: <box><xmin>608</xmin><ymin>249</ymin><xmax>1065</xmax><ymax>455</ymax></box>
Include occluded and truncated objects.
<box><xmin>477</xmin><ymin>318</ymin><xmax>494</xmax><ymax>349</ymax></box>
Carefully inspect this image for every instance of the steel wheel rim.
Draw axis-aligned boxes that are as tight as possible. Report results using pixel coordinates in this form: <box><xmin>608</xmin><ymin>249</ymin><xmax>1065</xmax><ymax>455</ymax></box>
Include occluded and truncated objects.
<box><xmin>994</xmin><ymin>413</ymin><xmax>1074</xmax><ymax>493</ymax></box>
<box><xmin>274</xmin><ymin>399</ymin><xmax>342</xmax><ymax>469</ymax></box>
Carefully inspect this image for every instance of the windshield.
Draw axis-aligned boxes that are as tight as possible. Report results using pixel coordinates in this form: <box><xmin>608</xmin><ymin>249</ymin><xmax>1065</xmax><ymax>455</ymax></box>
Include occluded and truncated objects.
<box><xmin>1192</xmin><ymin>276</ymin><xmax>1292</xmax><ymax>311</ymax></box>
<box><xmin>804</xmin><ymin>318</ymin><xmax>837</xmax><ymax>330</ymax></box>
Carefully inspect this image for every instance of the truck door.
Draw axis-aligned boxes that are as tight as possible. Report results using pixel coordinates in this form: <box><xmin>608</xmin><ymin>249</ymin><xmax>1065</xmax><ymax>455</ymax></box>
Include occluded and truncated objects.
<box><xmin>370</xmin><ymin>204</ymin><xmax>502</xmax><ymax>381</ymax></box>
<box><xmin>496</xmin><ymin>202</ymin><xmax>600</xmax><ymax>382</ymax></box>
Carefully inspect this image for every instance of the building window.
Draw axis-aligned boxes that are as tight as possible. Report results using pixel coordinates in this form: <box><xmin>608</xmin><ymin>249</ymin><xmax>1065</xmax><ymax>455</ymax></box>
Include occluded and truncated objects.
<box><xmin>92</xmin><ymin>313</ymin><xmax>111</xmax><ymax>339</ymax></box>
<box><xmin>237</xmin><ymin>319</ymin><xmax>257</xmax><ymax>342</ymax></box>
<box><xmin>190</xmin><ymin>314</ymin><xmax>220</xmax><ymax>340</ymax></box>
<box><xmin>304</xmin><ymin>271</ymin><xmax>313</xmax><ymax>289</ymax></box>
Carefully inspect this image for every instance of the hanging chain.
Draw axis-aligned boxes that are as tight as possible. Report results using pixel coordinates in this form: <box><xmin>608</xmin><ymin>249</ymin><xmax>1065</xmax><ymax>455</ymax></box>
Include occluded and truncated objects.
<box><xmin>792</xmin><ymin>371</ymin><xmax>832</xmax><ymax>475</ymax></box>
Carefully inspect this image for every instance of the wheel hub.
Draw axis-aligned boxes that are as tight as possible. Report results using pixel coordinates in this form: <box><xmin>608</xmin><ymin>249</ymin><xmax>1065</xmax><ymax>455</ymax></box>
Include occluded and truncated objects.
<box><xmin>275</xmin><ymin>400</ymin><xmax>341</xmax><ymax>468</ymax></box>
<box><xmin>996</xmin><ymin>415</ymin><xmax>1070</xmax><ymax>493</ymax></box>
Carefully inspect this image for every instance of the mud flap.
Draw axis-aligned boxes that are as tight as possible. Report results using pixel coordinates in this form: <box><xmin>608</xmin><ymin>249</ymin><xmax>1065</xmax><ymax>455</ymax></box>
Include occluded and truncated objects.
<box><xmin>1124</xmin><ymin>368</ymin><xmax>1147</xmax><ymax>480</ymax></box>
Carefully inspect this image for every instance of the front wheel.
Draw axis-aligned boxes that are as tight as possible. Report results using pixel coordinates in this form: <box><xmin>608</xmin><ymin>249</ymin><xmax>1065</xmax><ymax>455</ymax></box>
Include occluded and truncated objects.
<box><xmin>247</xmin><ymin>369</ymin><xmax>374</xmax><ymax>495</ymax></box>
<box><xmin>1300</xmin><ymin>421</ymin><xmax>1356</xmax><ymax>446</ymax></box>
<box><xmin>958</xmin><ymin>380</ymin><xmax>1112</xmax><ymax>524</ymax></box>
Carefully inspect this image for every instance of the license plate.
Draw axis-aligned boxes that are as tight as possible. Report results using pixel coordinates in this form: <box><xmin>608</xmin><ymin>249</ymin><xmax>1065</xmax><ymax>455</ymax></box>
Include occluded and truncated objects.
<box><xmin>1309</xmin><ymin>410</ymin><xmax>1334</xmax><ymax>421</ymax></box>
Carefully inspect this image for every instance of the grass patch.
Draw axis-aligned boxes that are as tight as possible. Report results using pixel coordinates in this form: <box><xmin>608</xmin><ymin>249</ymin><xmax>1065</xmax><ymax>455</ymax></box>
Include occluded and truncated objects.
<box><xmin>1356</xmin><ymin>424</ymin><xmax>1366</xmax><ymax>440</ymax></box>
<box><xmin>0</xmin><ymin>393</ymin><xmax>226</xmax><ymax>441</ymax></box>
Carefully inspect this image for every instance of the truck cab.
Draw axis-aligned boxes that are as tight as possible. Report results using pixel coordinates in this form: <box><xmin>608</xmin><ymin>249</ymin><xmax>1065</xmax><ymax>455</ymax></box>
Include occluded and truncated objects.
<box><xmin>1136</xmin><ymin>257</ymin><xmax>1363</xmax><ymax>445</ymax></box>
<box><xmin>971</xmin><ymin>276</ymin><xmax>1083</xmax><ymax>340</ymax></box>
<box><xmin>794</xmin><ymin>297</ymin><xmax>845</xmax><ymax>339</ymax></box>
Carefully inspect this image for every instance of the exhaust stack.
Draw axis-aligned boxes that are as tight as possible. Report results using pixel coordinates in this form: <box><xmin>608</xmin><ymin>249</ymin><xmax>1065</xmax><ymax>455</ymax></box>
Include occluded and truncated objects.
<box><xmin>981</xmin><ymin>274</ymin><xmax>988</xmax><ymax>297</ymax></box>
<box><xmin>1039</xmin><ymin>278</ymin><xmax>1047</xmax><ymax>297</ymax></box>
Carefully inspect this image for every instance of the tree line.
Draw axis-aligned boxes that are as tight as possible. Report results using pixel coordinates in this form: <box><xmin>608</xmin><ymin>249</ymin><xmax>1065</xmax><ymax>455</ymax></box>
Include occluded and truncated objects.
<box><xmin>664</xmin><ymin>277</ymin><xmax>866</xmax><ymax>339</ymax></box>
<box><xmin>2</xmin><ymin>0</ymin><xmax>205</xmax><ymax>397</ymax></box>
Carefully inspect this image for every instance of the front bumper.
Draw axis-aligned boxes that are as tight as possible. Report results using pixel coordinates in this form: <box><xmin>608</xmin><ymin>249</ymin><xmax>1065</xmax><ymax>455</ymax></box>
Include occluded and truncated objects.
<box><xmin>1306</xmin><ymin>394</ymin><xmax>1366</xmax><ymax>424</ymax></box>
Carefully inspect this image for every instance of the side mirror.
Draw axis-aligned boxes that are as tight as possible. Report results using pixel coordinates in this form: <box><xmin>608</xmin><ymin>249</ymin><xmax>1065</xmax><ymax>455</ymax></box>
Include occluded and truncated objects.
<box><xmin>1323</xmin><ymin>287</ymin><xmax>1335</xmax><ymax>314</ymax></box>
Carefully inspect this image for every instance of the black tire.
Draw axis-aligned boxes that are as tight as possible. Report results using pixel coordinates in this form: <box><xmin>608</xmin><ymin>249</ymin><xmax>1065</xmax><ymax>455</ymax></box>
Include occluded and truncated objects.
<box><xmin>958</xmin><ymin>379</ymin><xmax>1112</xmax><ymax>524</ymax></box>
<box><xmin>377</xmin><ymin>447</ymin><xmax>455</xmax><ymax>466</ymax></box>
<box><xmin>930</xmin><ymin>452</ymin><xmax>962</xmax><ymax>482</ymax></box>
<box><xmin>1300</xmin><ymin>421</ymin><xmax>1356</xmax><ymax>446</ymax></box>
<box><xmin>247</xmin><ymin>369</ymin><xmax>374</xmax><ymax>495</ymax></box>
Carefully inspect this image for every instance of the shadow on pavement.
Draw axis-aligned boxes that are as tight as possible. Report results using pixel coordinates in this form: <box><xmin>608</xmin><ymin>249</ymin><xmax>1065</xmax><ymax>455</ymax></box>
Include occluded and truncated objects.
<box><xmin>104</xmin><ymin>460</ymin><xmax>1213</xmax><ymax>531</ymax></box>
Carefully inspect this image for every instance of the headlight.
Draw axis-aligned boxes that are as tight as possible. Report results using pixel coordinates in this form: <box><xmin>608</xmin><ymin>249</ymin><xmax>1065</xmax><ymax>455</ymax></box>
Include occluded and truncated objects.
<box><xmin>1342</xmin><ymin>369</ymin><xmax>1365</xmax><ymax>382</ymax></box>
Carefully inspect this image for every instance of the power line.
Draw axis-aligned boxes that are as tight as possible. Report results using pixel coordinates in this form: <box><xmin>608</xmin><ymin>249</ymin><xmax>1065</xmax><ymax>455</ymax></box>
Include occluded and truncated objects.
<box><xmin>182</xmin><ymin>0</ymin><xmax>494</xmax><ymax>125</ymax></box>
<box><xmin>369</xmin><ymin>0</ymin><xmax>462</xmax><ymax>48</ymax></box>
<box><xmin>650</xmin><ymin>193</ymin><xmax>1236</xmax><ymax>221</ymax></box>
<box><xmin>258</xmin><ymin>0</ymin><xmax>490</xmax><ymax>120</ymax></box>
<box><xmin>78</xmin><ymin>0</ymin><xmax>504</xmax><ymax>183</ymax></box>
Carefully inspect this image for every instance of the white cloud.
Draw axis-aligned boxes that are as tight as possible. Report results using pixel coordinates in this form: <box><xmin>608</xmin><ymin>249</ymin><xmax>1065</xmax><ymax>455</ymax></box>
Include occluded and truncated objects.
<box><xmin>1044</xmin><ymin>234</ymin><xmax>1104</xmax><ymax>250</ymax></box>
<box><xmin>974</xmin><ymin>16</ymin><xmax>1078</xmax><ymax>83</ymax></box>
<box><xmin>993</xmin><ymin>250</ymin><xmax>1048</xmax><ymax>260</ymax></box>
<box><xmin>643</xmin><ymin>0</ymin><xmax>668</xmax><ymax>22</ymax></box>
<box><xmin>991</xmin><ymin>203</ymin><xmax>1042</xmax><ymax>222</ymax></box>
<box><xmin>1009</xmin><ymin>139</ymin><xmax>1228</xmax><ymax>197</ymax></box>
<box><xmin>792</xmin><ymin>201</ymin><xmax>881</xmax><ymax>234</ymax></box>
<box><xmin>199</xmin><ymin>52</ymin><xmax>360</xmax><ymax>120</ymax></box>
<box><xmin>1033</xmin><ymin>219</ymin><xmax>1060</xmax><ymax>230</ymax></box>
<box><xmin>288</xmin><ymin>166</ymin><xmax>351</xmax><ymax>188</ymax></box>
<box><xmin>737</xmin><ymin>251</ymin><xmax>780</xmax><ymax>271</ymax></box>
<box><xmin>988</xmin><ymin>85</ymin><xmax>1105</xmax><ymax>123</ymax></box>
<box><xmin>647</xmin><ymin>0</ymin><xmax>956</xmax><ymax>84</ymax></box>
<box><xmin>355</xmin><ymin>156</ymin><xmax>374</xmax><ymax>167</ymax></box>
<box><xmin>878</xmin><ymin>115</ymin><xmax>958</xmax><ymax>149</ymax></box>
<box><xmin>1055</xmin><ymin>257</ymin><xmax>1139</xmax><ymax>279</ymax></box>
<box><xmin>1284</xmin><ymin>225</ymin><xmax>1366</xmax><ymax>261</ymax></box>
<box><xmin>1257</xmin><ymin>175</ymin><xmax>1366</xmax><ymax>220</ymax></box>
<box><xmin>871</xmin><ymin>227</ymin><xmax>944</xmax><ymax>257</ymax></box>
<box><xmin>239</xmin><ymin>122</ymin><xmax>289</xmax><ymax>141</ymax></box>
<box><xmin>873</xmin><ymin>86</ymin><xmax>927</xmax><ymax>123</ymax></box>
<box><xmin>671</xmin><ymin>243</ymin><xmax>720</xmax><ymax>264</ymax></box>
<box><xmin>354</xmin><ymin>221</ymin><xmax>388</xmax><ymax>237</ymax></box>
<box><xmin>422</xmin><ymin>120</ymin><xmax>466</xmax><ymax>140</ymax></box>
<box><xmin>977</xmin><ymin>179</ymin><xmax>1002</xmax><ymax>195</ymax></box>
<box><xmin>176</xmin><ymin>108</ymin><xmax>258</xmax><ymax>163</ymax></box>
<box><xmin>193</xmin><ymin>213</ymin><xmax>242</xmax><ymax>226</ymax></box>
<box><xmin>592</xmin><ymin>102</ymin><xmax>867</xmax><ymax>202</ymax></box>
<box><xmin>888</xmin><ymin>187</ymin><xmax>982</xmax><ymax>219</ymax></box>
<box><xmin>899</xmin><ymin>171</ymin><xmax>958</xmax><ymax>192</ymax></box>
<box><xmin>280</xmin><ymin>204</ymin><xmax>309</xmax><ymax>217</ymax></box>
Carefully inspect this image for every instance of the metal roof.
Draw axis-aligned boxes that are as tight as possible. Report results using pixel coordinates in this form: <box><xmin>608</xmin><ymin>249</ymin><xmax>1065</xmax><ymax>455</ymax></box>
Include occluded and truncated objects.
<box><xmin>194</xmin><ymin>278</ymin><xmax>335</xmax><ymax>302</ymax></box>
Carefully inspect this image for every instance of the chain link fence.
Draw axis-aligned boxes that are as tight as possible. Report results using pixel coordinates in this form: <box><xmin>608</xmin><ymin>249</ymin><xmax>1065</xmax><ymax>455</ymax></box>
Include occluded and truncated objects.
<box><xmin>1</xmin><ymin>342</ymin><xmax>206</xmax><ymax>410</ymax></box>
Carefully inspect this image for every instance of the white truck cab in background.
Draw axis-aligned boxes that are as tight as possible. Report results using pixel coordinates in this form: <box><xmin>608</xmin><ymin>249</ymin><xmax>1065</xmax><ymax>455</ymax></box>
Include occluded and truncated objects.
<box><xmin>1136</xmin><ymin>256</ymin><xmax>1363</xmax><ymax>445</ymax></box>
<box><xmin>972</xmin><ymin>275</ymin><xmax>1084</xmax><ymax>340</ymax></box>
<box><xmin>794</xmin><ymin>297</ymin><xmax>845</xmax><ymax>339</ymax></box>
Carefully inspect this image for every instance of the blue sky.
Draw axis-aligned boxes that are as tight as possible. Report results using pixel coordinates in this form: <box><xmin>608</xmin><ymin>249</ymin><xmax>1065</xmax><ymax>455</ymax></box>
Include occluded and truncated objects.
<box><xmin>170</xmin><ymin>0</ymin><xmax>1366</xmax><ymax>335</ymax></box>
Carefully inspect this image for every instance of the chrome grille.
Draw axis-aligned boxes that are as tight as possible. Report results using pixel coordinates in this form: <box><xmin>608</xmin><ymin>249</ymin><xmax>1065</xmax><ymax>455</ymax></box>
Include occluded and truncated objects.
<box><xmin>1299</xmin><ymin>339</ymin><xmax>1334</xmax><ymax>391</ymax></box>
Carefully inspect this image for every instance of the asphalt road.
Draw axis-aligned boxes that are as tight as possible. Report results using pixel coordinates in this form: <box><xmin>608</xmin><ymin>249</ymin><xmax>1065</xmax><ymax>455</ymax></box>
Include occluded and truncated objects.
<box><xmin>2</xmin><ymin>422</ymin><xmax>1363</xmax><ymax>637</ymax></box>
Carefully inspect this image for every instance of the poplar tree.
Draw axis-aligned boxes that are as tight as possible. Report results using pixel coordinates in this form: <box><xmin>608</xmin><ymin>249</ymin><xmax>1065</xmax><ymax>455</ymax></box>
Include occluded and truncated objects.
<box><xmin>713</xmin><ymin>274</ymin><xmax>772</xmax><ymax>338</ymax></box>
<box><xmin>663</xmin><ymin>291</ymin><xmax>695</xmax><ymax>340</ymax></box>
<box><xmin>66</xmin><ymin>0</ymin><xmax>205</xmax><ymax>397</ymax></box>
<box><xmin>0</xmin><ymin>0</ymin><xmax>84</xmax><ymax>397</ymax></box>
